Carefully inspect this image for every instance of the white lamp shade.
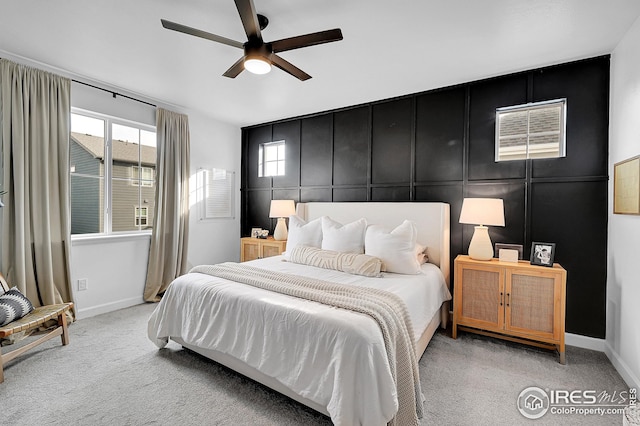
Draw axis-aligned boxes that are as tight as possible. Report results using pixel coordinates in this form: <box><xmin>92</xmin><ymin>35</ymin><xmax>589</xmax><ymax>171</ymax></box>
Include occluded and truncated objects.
<box><xmin>459</xmin><ymin>198</ymin><xmax>505</xmax><ymax>226</ymax></box>
<box><xmin>459</xmin><ymin>198</ymin><xmax>505</xmax><ymax>261</ymax></box>
<box><xmin>269</xmin><ymin>200</ymin><xmax>296</xmax><ymax>218</ymax></box>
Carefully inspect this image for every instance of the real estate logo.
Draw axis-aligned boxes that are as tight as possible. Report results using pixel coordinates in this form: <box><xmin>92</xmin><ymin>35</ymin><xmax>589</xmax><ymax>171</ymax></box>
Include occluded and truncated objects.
<box><xmin>517</xmin><ymin>386</ymin><xmax>636</xmax><ymax>419</ymax></box>
<box><xmin>517</xmin><ymin>386</ymin><xmax>550</xmax><ymax>419</ymax></box>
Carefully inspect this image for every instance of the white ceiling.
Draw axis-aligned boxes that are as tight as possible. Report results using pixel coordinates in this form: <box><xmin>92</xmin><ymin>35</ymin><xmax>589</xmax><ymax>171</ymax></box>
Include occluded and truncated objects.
<box><xmin>1</xmin><ymin>0</ymin><xmax>639</xmax><ymax>127</ymax></box>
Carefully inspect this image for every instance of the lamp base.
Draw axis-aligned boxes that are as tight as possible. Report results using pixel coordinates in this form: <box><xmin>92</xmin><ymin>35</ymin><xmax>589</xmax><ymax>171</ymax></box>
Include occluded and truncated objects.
<box><xmin>273</xmin><ymin>217</ymin><xmax>288</xmax><ymax>241</ymax></box>
<box><xmin>468</xmin><ymin>225</ymin><xmax>494</xmax><ymax>261</ymax></box>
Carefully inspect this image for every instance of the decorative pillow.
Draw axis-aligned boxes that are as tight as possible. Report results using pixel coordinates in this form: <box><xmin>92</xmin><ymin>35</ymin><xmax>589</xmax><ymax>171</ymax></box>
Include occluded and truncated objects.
<box><xmin>321</xmin><ymin>217</ymin><xmax>367</xmax><ymax>254</ymax></box>
<box><xmin>416</xmin><ymin>244</ymin><xmax>428</xmax><ymax>265</ymax></box>
<box><xmin>288</xmin><ymin>246</ymin><xmax>383</xmax><ymax>277</ymax></box>
<box><xmin>365</xmin><ymin>220</ymin><xmax>421</xmax><ymax>274</ymax></box>
<box><xmin>0</xmin><ymin>274</ymin><xmax>9</xmax><ymax>295</ymax></box>
<box><xmin>283</xmin><ymin>215</ymin><xmax>324</xmax><ymax>260</ymax></box>
<box><xmin>0</xmin><ymin>287</ymin><xmax>35</xmax><ymax>327</ymax></box>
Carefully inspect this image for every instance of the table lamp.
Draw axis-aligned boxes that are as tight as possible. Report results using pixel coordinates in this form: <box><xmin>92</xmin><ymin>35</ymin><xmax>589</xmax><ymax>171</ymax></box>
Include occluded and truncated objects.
<box><xmin>269</xmin><ymin>200</ymin><xmax>296</xmax><ymax>241</ymax></box>
<box><xmin>459</xmin><ymin>198</ymin><xmax>505</xmax><ymax>261</ymax></box>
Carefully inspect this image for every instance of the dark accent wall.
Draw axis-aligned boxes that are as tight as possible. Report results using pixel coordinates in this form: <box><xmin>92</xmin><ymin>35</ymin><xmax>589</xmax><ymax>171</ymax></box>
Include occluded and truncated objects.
<box><xmin>241</xmin><ymin>56</ymin><xmax>610</xmax><ymax>338</ymax></box>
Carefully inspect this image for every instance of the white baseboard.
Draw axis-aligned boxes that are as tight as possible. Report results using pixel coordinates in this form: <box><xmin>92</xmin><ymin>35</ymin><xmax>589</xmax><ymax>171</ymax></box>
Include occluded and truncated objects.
<box><xmin>565</xmin><ymin>332</ymin><xmax>606</xmax><ymax>352</ymax></box>
<box><xmin>604</xmin><ymin>342</ymin><xmax>640</xmax><ymax>390</ymax></box>
<box><xmin>75</xmin><ymin>296</ymin><xmax>145</xmax><ymax>320</ymax></box>
<box><xmin>564</xmin><ymin>334</ymin><xmax>639</xmax><ymax>390</ymax></box>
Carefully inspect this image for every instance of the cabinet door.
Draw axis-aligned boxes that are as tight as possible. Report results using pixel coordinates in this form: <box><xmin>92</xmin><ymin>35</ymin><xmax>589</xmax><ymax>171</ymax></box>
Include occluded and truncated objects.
<box><xmin>505</xmin><ymin>269</ymin><xmax>563</xmax><ymax>341</ymax></box>
<box><xmin>455</xmin><ymin>263</ymin><xmax>505</xmax><ymax>331</ymax></box>
<box><xmin>261</xmin><ymin>241</ymin><xmax>285</xmax><ymax>258</ymax></box>
<box><xmin>241</xmin><ymin>240</ymin><xmax>260</xmax><ymax>262</ymax></box>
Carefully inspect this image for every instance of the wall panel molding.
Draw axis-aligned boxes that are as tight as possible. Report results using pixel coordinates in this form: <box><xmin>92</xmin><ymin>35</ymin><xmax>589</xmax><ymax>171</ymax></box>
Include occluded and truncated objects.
<box><xmin>240</xmin><ymin>55</ymin><xmax>610</xmax><ymax>338</ymax></box>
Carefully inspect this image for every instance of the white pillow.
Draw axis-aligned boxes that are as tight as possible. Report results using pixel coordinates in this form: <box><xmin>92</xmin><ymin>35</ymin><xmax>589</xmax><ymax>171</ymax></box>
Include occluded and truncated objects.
<box><xmin>321</xmin><ymin>217</ymin><xmax>367</xmax><ymax>254</ymax></box>
<box><xmin>284</xmin><ymin>215</ymin><xmax>324</xmax><ymax>260</ymax></box>
<box><xmin>365</xmin><ymin>220</ymin><xmax>421</xmax><ymax>274</ymax></box>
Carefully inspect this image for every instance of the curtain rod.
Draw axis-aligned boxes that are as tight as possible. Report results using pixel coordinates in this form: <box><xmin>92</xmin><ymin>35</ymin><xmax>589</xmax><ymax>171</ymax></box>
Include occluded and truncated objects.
<box><xmin>1</xmin><ymin>55</ymin><xmax>158</xmax><ymax>108</ymax></box>
<box><xmin>71</xmin><ymin>79</ymin><xmax>157</xmax><ymax>108</ymax></box>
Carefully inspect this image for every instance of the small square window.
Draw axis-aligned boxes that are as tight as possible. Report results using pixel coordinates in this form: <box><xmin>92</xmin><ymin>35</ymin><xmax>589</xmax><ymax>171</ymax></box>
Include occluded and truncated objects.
<box><xmin>258</xmin><ymin>140</ymin><xmax>285</xmax><ymax>177</ymax></box>
<box><xmin>496</xmin><ymin>99</ymin><xmax>566</xmax><ymax>161</ymax></box>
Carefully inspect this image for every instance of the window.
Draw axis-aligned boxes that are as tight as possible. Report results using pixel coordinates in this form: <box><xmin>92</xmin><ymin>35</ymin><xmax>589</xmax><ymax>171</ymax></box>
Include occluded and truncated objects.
<box><xmin>135</xmin><ymin>206</ymin><xmax>149</xmax><ymax>226</ymax></box>
<box><xmin>131</xmin><ymin>166</ymin><xmax>154</xmax><ymax>186</ymax></box>
<box><xmin>495</xmin><ymin>99</ymin><xmax>566</xmax><ymax>161</ymax></box>
<box><xmin>70</xmin><ymin>109</ymin><xmax>157</xmax><ymax>235</ymax></box>
<box><xmin>258</xmin><ymin>140</ymin><xmax>285</xmax><ymax>177</ymax></box>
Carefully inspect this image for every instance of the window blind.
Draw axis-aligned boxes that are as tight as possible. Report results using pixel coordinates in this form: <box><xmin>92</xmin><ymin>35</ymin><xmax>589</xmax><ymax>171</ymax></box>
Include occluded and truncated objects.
<box><xmin>202</xmin><ymin>168</ymin><xmax>235</xmax><ymax>219</ymax></box>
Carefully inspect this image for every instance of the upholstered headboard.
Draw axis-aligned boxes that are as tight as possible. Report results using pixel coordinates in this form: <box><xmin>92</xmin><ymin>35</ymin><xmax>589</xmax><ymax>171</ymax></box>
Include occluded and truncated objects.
<box><xmin>296</xmin><ymin>202</ymin><xmax>450</xmax><ymax>286</ymax></box>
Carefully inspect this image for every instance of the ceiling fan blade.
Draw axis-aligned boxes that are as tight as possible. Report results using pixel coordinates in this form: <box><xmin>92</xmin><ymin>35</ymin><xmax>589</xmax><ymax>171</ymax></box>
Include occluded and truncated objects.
<box><xmin>234</xmin><ymin>0</ymin><xmax>262</xmax><ymax>41</ymax></box>
<box><xmin>223</xmin><ymin>56</ymin><xmax>246</xmax><ymax>78</ymax></box>
<box><xmin>271</xmin><ymin>29</ymin><xmax>343</xmax><ymax>53</ymax></box>
<box><xmin>271</xmin><ymin>54</ymin><xmax>311</xmax><ymax>81</ymax></box>
<box><xmin>161</xmin><ymin>19</ymin><xmax>244</xmax><ymax>49</ymax></box>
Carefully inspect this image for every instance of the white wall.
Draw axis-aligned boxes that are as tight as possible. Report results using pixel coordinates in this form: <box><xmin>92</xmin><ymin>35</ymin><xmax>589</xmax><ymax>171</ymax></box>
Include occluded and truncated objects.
<box><xmin>70</xmin><ymin>234</ymin><xmax>151</xmax><ymax>318</ymax></box>
<box><xmin>185</xmin><ymin>109</ymin><xmax>242</xmax><ymax>269</ymax></box>
<box><xmin>607</xmin><ymin>15</ymin><xmax>640</xmax><ymax>390</ymax></box>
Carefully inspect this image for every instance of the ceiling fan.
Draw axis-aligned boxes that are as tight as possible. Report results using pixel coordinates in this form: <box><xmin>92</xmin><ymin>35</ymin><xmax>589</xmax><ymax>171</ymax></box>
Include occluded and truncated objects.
<box><xmin>161</xmin><ymin>0</ymin><xmax>343</xmax><ymax>81</ymax></box>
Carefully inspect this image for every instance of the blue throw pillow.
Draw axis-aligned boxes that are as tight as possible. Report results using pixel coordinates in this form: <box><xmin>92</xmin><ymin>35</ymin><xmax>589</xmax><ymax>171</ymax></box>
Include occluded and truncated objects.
<box><xmin>0</xmin><ymin>287</ymin><xmax>34</xmax><ymax>327</ymax></box>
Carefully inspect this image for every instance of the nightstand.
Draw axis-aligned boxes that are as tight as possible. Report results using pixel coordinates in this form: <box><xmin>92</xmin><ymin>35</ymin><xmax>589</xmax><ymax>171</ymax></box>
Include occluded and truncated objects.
<box><xmin>240</xmin><ymin>237</ymin><xmax>287</xmax><ymax>262</ymax></box>
<box><xmin>452</xmin><ymin>254</ymin><xmax>567</xmax><ymax>364</ymax></box>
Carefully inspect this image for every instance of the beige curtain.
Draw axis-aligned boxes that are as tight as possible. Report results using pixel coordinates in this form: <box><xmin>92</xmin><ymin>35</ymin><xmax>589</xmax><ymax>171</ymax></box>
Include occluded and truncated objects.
<box><xmin>0</xmin><ymin>59</ymin><xmax>74</xmax><ymax>311</ymax></box>
<box><xmin>143</xmin><ymin>108</ymin><xmax>190</xmax><ymax>302</ymax></box>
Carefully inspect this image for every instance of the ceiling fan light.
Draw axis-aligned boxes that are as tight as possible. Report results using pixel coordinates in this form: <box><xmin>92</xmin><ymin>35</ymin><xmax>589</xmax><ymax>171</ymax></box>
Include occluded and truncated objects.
<box><xmin>244</xmin><ymin>57</ymin><xmax>271</xmax><ymax>75</ymax></box>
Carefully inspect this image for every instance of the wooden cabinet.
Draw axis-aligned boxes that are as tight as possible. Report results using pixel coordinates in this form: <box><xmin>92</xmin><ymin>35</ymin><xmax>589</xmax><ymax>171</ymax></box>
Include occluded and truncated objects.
<box><xmin>240</xmin><ymin>237</ymin><xmax>287</xmax><ymax>262</ymax></box>
<box><xmin>452</xmin><ymin>255</ymin><xmax>567</xmax><ymax>363</ymax></box>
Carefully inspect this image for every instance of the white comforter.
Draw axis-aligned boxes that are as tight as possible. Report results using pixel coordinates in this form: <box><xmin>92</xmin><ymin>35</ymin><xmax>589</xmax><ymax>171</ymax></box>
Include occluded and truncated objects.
<box><xmin>148</xmin><ymin>256</ymin><xmax>450</xmax><ymax>426</ymax></box>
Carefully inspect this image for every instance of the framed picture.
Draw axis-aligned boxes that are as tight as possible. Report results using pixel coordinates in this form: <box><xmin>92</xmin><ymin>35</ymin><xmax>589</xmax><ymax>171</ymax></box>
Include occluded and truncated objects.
<box><xmin>613</xmin><ymin>155</ymin><xmax>640</xmax><ymax>215</ymax></box>
<box><xmin>251</xmin><ymin>228</ymin><xmax>262</xmax><ymax>238</ymax></box>
<box><xmin>494</xmin><ymin>243</ymin><xmax>524</xmax><ymax>260</ymax></box>
<box><xmin>530</xmin><ymin>242</ymin><xmax>556</xmax><ymax>267</ymax></box>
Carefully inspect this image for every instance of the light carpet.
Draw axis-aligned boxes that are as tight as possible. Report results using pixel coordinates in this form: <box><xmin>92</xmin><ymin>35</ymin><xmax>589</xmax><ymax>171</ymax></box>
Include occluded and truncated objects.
<box><xmin>0</xmin><ymin>303</ymin><xmax>629</xmax><ymax>425</ymax></box>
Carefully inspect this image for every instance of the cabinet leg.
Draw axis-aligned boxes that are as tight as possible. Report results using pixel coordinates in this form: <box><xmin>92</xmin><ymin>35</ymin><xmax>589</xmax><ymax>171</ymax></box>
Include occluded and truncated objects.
<box><xmin>559</xmin><ymin>350</ymin><xmax>566</xmax><ymax>365</ymax></box>
<box><xmin>452</xmin><ymin>324</ymin><xmax>457</xmax><ymax>339</ymax></box>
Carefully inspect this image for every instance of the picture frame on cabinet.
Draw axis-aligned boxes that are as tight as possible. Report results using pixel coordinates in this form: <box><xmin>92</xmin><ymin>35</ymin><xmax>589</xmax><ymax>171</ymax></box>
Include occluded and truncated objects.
<box><xmin>251</xmin><ymin>228</ymin><xmax>262</xmax><ymax>238</ymax></box>
<box><xmin>530</xmin><ymin>242</ymin><xmax>556</xmax><ymax>267</ymax></box>
<box><xmin>495</xmin><ymin>243</ymin><xmax>524</xmax><ymax>260</ymax></box>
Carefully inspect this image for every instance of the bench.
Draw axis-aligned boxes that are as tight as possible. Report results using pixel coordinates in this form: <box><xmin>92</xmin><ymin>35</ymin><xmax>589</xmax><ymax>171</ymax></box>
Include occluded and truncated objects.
<box><xmin>0</xmin><ymin>275</ymin><xmax>73</xmax><ymax>383</ymax></box>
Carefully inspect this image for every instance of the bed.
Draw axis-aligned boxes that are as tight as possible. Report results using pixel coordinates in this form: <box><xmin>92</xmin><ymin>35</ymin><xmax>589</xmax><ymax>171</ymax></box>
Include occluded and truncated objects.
<box><xmin>148</xmin><ymin>202</ymin><xmax>451</xmax><ymax>426</ymax></box>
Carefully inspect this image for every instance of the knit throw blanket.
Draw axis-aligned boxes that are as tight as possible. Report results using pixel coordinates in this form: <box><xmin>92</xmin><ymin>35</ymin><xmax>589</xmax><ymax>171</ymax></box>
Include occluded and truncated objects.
<box><xmin>190</xmin><ymin>262</ymin><xmax>424</xmax><ymax>426</ymax></box>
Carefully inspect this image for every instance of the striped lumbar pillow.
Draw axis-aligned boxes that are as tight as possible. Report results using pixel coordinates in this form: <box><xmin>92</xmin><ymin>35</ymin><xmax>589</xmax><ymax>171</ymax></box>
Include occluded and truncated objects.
<box><xmin>288</xmin><ymin>245</ymin><xmax>384</xmax><ymax>277</ymax></box>
<box><xmin>0</xmin><ymin>287</ymin><xmax>34</xmax><ymax>327</ymax></box>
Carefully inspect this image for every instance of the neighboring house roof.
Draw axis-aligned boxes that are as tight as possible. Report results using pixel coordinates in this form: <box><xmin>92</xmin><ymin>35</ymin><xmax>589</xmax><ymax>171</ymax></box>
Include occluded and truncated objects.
<box><xmin>71</xmin><ymin>132</ymin><xmax>156</xmax><ymax>166</ymax></box>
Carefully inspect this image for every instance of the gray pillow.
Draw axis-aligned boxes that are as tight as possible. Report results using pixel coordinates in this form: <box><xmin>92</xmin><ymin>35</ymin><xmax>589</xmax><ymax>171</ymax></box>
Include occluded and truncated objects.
<box><xmin>0</xmin><ymin>287</ymin><xmax>34</xmax><ymax>327</ymax></box>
